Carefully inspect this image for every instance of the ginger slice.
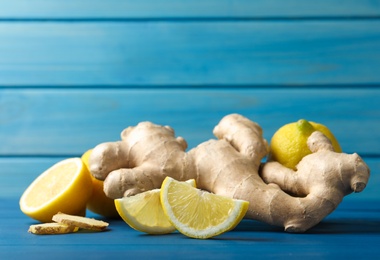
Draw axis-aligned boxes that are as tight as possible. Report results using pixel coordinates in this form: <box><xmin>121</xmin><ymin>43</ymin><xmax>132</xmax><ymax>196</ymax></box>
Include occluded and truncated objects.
<box><xmin>28</xmin><ymin>222</ymin><xmax>79</xmax><ymax>235</ymax></box>
<box><xmin>52</xmin><ymin>212</ymin><xmax>109</xmax><ymax>231</ymax></box>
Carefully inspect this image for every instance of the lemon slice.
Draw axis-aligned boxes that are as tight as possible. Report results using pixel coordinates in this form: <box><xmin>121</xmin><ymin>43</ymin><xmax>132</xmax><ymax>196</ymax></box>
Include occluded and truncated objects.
<box><xmin>19</xmin><ymin>158</ymin><xmax>93</xmax><ymax>223</ymax></box>
<box><xmin>115</xmin><ymin>179</ymin><xmax>196</xmax><ymax>234</ymax></box>
<box><xmin>160</xmin><ymin>177</ymin><xmax>249</xmax><ymax>239</ymax></box>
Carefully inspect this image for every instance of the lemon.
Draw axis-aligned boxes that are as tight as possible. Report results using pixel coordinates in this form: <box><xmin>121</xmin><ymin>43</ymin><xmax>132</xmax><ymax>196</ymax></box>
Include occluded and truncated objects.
<box><xmin>269</xmin><ymin>119</ymin><xmax>342</xmax><ymax>170</ymax></box>
<box><xmin>115</xmin><ymin>189</ymin><xmax>175</xmax><ymax>234</ymax></box>
<box><xmin>19</xmin><ymin>158</ymin><xmax>93</xmax><ymax>223</ymax></box>
<box><xmin>160</xmin><ymin>177</ymin><xmax>249</xmax><ymax>239</ymax></box>
<box><xmin>115</xmin><ymin>179</ymin><xmax>196</xmax><ymax>234</ymax></box>
<box><xmin>81</xmin><ymin>149</ymin><xmax>119</xmax><ymax>218</ymax></box>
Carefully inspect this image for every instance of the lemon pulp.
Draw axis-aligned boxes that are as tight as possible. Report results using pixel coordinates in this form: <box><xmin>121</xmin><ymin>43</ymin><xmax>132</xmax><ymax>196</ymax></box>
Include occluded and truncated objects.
<box><xmin>24</xmin><ymin>162</ymin><xmax>78</xmax><ymax>208</ymax></box>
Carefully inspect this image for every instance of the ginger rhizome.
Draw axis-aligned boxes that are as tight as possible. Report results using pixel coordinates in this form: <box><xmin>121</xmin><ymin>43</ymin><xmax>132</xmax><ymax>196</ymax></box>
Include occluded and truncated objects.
<box><xmin>89</xmin><ymin>114</ymin><xmax>370</xmax><ymax>232</ymax></box>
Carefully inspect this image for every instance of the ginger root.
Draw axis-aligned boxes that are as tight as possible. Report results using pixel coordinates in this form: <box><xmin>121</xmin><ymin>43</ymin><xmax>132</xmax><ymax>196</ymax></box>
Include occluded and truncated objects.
<box><xmin>89</xmin><ymin>114</ymin><xmax>370</xmax><ymax>232</ymax></box>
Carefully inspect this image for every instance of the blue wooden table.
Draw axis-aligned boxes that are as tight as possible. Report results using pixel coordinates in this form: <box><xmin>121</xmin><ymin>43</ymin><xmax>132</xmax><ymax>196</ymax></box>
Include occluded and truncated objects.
<box><xmin>1</xmin><ymin>1</ymin><xmax>380</xmax><ymax>259</ymax></box>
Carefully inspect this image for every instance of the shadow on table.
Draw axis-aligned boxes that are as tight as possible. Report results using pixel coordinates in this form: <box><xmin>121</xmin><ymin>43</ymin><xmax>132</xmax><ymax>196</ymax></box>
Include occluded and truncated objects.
<box><xmin>308</xmin><ymin>219</ymin><xmax>380</xmax><ymax>234</ymax></box>
<box><xmin>231</xmin><ymin>218</ymin><xmax>380</xmax><ymax>235</ymax></box>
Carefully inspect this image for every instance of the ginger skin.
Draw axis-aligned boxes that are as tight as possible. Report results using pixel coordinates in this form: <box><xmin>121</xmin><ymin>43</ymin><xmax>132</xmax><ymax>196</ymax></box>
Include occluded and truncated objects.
<box><xmin>89</xmin><ymin>114</ymin><xmax>370</xmax><ymax>232</ymax></box>
<box><xmin>90</xmin><ymin>123</ymin><xmax>188</xmax><ymax>198</ymax></box>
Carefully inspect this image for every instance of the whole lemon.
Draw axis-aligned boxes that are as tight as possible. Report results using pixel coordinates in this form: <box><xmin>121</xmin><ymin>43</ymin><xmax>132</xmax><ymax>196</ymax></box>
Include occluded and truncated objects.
<box><xmin>81</xmin><ymin>149</ymin><xmax>119</xmax><ymax>218</ymax></box>
<box><xmin>268</xmin><ymin>119</ymin><xmax>342</xmax><ymax>170</ymax></box>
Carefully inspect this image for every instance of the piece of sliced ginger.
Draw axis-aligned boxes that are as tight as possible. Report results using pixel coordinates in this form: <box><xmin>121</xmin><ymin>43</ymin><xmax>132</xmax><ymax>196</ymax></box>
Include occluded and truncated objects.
<box><xmin>52</xmin><ymin>212</ymin><xmax>109</xmax><ymax>231</ymax></box>
<box><xmin>28</xmin><ymin>222</ymin><xmax>79</xmax><ymax>235</ymax></box>
<box><xmin>28</xmin><ymin>213</ymin><xmax>109</xmax><ymax>235</ymax></box>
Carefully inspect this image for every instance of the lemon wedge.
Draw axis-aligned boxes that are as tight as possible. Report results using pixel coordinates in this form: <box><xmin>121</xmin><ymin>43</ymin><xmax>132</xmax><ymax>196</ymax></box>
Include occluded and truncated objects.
<box><xmin>160</xmin><ymin>177</ymin><xmax>249</xmax><ymax>239</ymax></box>
<box><xmin>19</xmin><ymin>158</ymin><xmax>93</xmax><ymax>223</ymax></box>
<box><xmin>115</xmin><ymin>179</ymin><xmax>196</xmax><ymax>234</ymax></box>
<box><xmin>115</xmin><ymin>189</ymin><xmax>175</xmax><ymax>234</ymax></box>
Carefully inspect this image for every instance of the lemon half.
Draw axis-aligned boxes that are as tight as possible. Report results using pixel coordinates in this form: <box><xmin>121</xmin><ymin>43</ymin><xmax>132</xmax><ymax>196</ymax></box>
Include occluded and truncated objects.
<box><xmin>19</xmin><ymin>158</ymin><xmax>93</xmax><ymax>223</ymax></box>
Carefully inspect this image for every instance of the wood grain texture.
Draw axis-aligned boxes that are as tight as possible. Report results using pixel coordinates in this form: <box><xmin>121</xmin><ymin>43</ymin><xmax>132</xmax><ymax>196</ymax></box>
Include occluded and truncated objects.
<box><xmin>1</xmin><ymin>0</ymin><xmax>380</xmax><ymax>19</ymax></box>
<box><xmin>1</xmin><ymin>88</ymin><xmax>378</xmax><ymax>156</ymax></box>
<box><xmin>0</xmin><ymin>21</ymin><xmax>379</xmax><ymax>86</ymax></box>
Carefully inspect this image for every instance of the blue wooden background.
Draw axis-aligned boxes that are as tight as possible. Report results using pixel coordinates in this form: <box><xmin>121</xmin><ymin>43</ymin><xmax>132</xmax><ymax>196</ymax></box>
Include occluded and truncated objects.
<box><xmin>1</xmin><ymin>1</ymin><xmax>379</xmax><ymax>259</ymax></box>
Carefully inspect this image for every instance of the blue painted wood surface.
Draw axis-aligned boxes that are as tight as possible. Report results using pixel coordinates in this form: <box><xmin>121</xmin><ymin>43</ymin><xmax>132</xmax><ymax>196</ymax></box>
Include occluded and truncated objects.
<box><xmin>1</xmin><ymin>88</ymin><xmax>379</xmax><ymax>156</ymax></box>
<box><xmin>1</xmin><ymin>197</ymin><xmax>380</xmax><ymax>259</ymax></box>
<box><xmin>1</xmin><ymin>0</ymin><xmax>379</xmax><ymax>259</ymax></box>
<box><xmin>1</xmin><ymin>21</ymin><xmax>380</xmax><ymax>86</ymax></box>
<box><xmin>1</xmin><ymin>0</ymin><xmax>380</xmax><ymax>19</ymax></box>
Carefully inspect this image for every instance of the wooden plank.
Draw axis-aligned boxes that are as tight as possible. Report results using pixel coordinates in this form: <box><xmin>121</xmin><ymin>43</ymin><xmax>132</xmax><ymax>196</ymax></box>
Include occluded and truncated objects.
<box><xmin>1</xmin><ymin>0</ymin><xmax>380</xmax><ymax>19</ymax></box>
<box><xmin>1</xmin><ymin>196</ymin><xmax>380</xmax><ymax>259</ymax></box>
<box><xmin>1</xmin><ymin>88</ymin><xmax>378</xmax><ymax>156</ymax></box>
<box><xmin>0</xmin><ymin>157</ymin><xmax>65</xmax><ymax>198</ymax></box>
<box><xmin>1</xmin><ymin>21</ymin><xmax>380</xmax><ymax>87</ymax></box>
